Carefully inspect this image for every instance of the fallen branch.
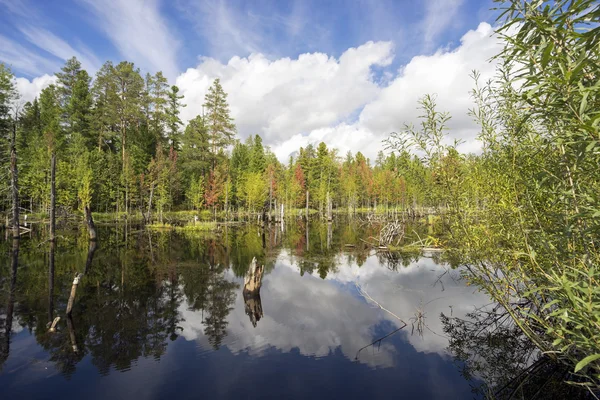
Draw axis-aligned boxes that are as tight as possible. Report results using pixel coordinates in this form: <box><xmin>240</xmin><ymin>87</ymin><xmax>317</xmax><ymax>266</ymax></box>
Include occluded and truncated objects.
<box><xmin>355</xmin><ymin>325</ymin><xmax>406</xmax><ymax>361</ymax></box>
<box><xmin>355</xmin><ymin>282</ymin><xmax>407</xmax><ymax>325</ymax></box>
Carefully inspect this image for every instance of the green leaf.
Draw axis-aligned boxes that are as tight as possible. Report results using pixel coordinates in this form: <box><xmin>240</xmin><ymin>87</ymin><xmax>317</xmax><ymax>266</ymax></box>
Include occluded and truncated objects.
<box><xmin>579</xmin><ymin>91</ymin><xmax>589</xmax><ymax>116</ymax></box>
<box><xmin>574</xmin><ymin>354</ymin><xmax>600</xmax><ymax>373</ymax></box>
<box><xmin>541</xmin><ymin>42</ymin><xmax>554</xmax><ymax>68</ymax></box>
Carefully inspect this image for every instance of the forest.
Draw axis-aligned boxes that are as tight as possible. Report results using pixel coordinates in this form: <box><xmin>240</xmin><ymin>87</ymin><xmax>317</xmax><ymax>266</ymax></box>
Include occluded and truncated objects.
<box><xmin>1</xmin><ymin>0</ymin><xmax>599</xmax><ymax>394</ymax></box>
<box><xmin>0</xmin><ymin>58</ymin><xmax>429</xmax><ymax>222</ymax></box>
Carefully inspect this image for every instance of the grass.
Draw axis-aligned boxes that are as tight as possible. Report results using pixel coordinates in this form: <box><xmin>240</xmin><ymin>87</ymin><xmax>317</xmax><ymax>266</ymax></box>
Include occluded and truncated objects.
<box><xmin>146</xmin><ymin>221</ymin><xmax>218</xmax><ymax>232</ymax></box>
<box><xmin>175</xmin><ymin>221</ymin><xmax>217</xmax><ymax>232</ymax></box>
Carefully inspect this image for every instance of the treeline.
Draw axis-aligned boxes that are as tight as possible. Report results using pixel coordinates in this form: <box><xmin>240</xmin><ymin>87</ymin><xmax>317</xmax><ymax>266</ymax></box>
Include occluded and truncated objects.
<box><xmin>1</xmin><ymin>58</ymin><xmax>437</xmax><ymax>220</ymax></box>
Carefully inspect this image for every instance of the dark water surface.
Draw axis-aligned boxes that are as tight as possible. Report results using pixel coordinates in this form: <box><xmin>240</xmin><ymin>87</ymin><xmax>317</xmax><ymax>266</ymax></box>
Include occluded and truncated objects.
<box><xmin>0</xmin><ymin>221</ymin><xmax>489</xmax><ymax>399</ymax></box>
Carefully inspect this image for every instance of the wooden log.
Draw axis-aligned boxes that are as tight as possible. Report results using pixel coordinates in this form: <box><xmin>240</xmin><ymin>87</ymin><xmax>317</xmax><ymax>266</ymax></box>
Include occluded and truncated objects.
<box><xmin>66</xmin><ymin>273</ymin><xmax>83</xmax><ymax>316</ymax></box>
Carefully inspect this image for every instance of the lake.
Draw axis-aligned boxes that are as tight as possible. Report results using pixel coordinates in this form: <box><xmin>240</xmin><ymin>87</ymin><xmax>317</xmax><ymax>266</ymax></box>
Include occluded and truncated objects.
<box><xmin>0</xmin><ymin>220</ymin><xmax>491</xmax><ymax>399</ymax></box>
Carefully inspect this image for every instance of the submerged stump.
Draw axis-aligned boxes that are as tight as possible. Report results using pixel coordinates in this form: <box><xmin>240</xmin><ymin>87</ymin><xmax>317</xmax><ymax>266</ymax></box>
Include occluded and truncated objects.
<box><xmin>243</xmin><ymin>257</ymin><xmax>264</xmax><ymax>327</ymax></box>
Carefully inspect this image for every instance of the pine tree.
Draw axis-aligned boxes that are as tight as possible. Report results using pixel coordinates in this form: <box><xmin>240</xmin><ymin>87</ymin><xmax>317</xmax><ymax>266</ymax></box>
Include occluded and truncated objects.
<box><xmin>70</xmin><ymin>70</ymin><xmax>93</xmax><ymax>149</ymax></box>
<box><xmin>249</xmin><ymin>134</ymin><xmax>266</xmax><ymax>173</ymax></box>
<box><xmin>92</xmin><ymin>61</ymin><xmax>118</xmax><ymax>151</ymax></box>
<box><xmin>166</xmin><ymin>85</ymin><xmax>184</xmax><ymax>149</ymax></box>
<box><xmin>203</xmin><ymin>78</ymin><xmax>236</xmax><ymax>170</ymax></box>
<box><xmin>180</xmin><ymin>115</ymin><xmax>211</xmax><ymax>184</ymax></box>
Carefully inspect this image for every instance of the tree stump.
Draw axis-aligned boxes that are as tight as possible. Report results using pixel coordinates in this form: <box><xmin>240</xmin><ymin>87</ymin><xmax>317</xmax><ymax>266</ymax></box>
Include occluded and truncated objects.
<box><xmin>243</xmin><ymin>257</ymin><xmax>264</xmax><ymax>327</ymax></box>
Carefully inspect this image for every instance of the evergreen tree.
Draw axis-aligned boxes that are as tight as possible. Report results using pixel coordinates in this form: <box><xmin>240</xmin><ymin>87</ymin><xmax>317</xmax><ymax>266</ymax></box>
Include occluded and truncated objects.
<box><xmin>249</xmin><ymin>134</ymin><xmax>266</xmax><ymax>173</ymax></box>
<box><xmin>166</xmin><ymin>85</ymin><xmax>184</xmax><ymax>149</ymax></box>
<box><xmin>180</xmin><ymin>115</ymin><xmax>210</xmax><ymax>184</ymax></box>
<box><xmin>203</xmin><ymin>78</ymin><xmax>236</xmax><ymax>170</ymax></box>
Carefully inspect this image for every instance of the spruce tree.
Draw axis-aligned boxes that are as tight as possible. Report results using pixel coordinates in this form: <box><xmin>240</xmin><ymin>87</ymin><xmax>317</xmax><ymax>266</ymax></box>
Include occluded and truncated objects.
<box><xmin>203</xmin><ymin>78</ymin><xmax>236</xmax><ymax>170</ymax></box>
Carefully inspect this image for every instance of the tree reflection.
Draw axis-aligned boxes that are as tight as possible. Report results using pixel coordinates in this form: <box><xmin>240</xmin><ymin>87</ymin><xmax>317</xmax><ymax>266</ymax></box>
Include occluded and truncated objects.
<box><xmin>1</xmin><ymin>219</ymin><xmax>401</xmax><ymax>377</ymax></box>
<box><xmin>442</xmin><ymin>306</ymin><xmax>596</xmax><ymax>399</ymax></box>
<box><xmin>0</xmin><ymin>238</ymin><xmax>19</xmax><ymax>371</ymax></box>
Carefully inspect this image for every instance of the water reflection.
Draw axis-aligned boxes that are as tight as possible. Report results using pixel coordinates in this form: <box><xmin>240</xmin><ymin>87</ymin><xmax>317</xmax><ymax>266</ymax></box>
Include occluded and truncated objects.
<box><xmin>0</xmin><ymin>221</ymin><xmax>503</xmax><ymax>398</ymax></box>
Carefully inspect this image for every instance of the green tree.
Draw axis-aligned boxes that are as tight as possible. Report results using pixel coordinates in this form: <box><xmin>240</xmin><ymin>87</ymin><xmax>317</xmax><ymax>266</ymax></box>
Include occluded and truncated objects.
<box><xmin>166</xmin><ymin>85</ymin><xmax>184</xmax><ymax>149</ymax></box>
<box><xmin>242</xmin><ymin>171</ymin><xmax>267</xmax><ymax>212</ymax></box>
<box><xmin>203</xmin><ymin>78</ymin><xmax>236</xmax><ymax>171</ymax></box>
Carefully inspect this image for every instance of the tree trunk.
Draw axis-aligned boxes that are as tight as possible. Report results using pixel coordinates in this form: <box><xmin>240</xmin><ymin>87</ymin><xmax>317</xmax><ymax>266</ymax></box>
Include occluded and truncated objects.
<box><xmin>85</xmin><ymin>205</ymin><xmax>97</xmax><ymax>240</ymax></box>
<box><xmin>1</xmin><ymin>238</ymin><xmax>19</xmax><ymax>363</ymax></box>
<box><xmin>66</xmin><ymin>315</ymin><xmax>78</xmax><ymax>352</ymax></box>
<box><xmin>10</xmin><ymin>123</ymin><xmax>19</xmax><ymax>238</ymax></box>
<box><xmin>269</xmin><ymin>182</ymin><xmax>273</xmax><ymax>222</ymax></box>
<box><xmin>84</xmin><ymin>240</ymin><xmax>98</xmax><ymax>275</ymax></box>
<box><xmin>305</xmin><ymin>190</ymin><xmax>309</xmax><ymax>220</ymax></box>
<box><xmin>48</xmin><ymin>241</ymin><xmax>55</xmax><ymax>323</ymax></box>
<box><xmin>50</xmin><ymin>153</ymin><xmax>56</xmax><ymax>242</ymax></box>
<box><xmin>326</xmin><ymin>191</ymin><xmax>332</xmax><ymax>221</ymax></box>
<box><xmin>66</xmin><ymin>273</ymin><xmax>83</xmax><ymax>316</ymax></box>
<box><xmin>243</xmin><ymin>257</ymin><xmax>264</xmax><ymax>328</ymax></box>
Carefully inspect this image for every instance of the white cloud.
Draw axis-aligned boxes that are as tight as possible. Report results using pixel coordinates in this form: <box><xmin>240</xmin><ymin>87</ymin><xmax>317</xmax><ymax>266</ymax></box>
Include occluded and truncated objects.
<box><xmin>19</xmin><ymin>27</ymin><xmax>101</xmax><ymax>73</ymax></box>
<box><xmin>359</xmin><ymin>22</ymin><xmax>501</xmax><ymax>154</ymax></box>
<box><xmin>14</xmin><ymin>74</ymin><xmax>57</xmax><ymax>104</ymax></box>
<box><xmin>78</xmin><ymin>0</ymin><xmax>180</xmax><ymax>80</ymax></box>
<box><xmin>177</xmin><ymin>252</ymin><xmax>490</xmax><ymax>366</ymax></box>
<box><xmin>176</xmin><ymin>41</ymin><xmax>393</xmax><ymax>151</ymax></box>
<box><xmin>176</xmin><ymin>22</ymin><xmax>501</xmax><ymax>162</ymax></box>
<box><xmin>0</xmin><ymin>35</ymin><xmax>62</xmax><ymax>77</ymax></box>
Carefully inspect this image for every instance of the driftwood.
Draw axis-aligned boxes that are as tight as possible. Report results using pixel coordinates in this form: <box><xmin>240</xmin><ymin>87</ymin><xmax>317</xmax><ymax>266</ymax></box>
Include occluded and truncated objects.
<box><xmin>243</xmin><ymin>257</ymin><xmax>264</xmax><ymax>327</ymax></box>
<box><xmin>378</xmin><ymin>221</ymin><xmax>405</xmax><ymax>247</ymax></box>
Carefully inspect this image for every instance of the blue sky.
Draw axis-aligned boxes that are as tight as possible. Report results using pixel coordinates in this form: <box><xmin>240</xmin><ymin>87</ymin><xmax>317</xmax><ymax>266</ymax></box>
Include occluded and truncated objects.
<box><xmin>1</xmin><ymin>0</ymin><xmax>496</xmax><ymax>79</ymax></box>
<box><xmin>0</xmin><ymin>0</ymin><xmax>501</xmax><ymax>160</ymax></box>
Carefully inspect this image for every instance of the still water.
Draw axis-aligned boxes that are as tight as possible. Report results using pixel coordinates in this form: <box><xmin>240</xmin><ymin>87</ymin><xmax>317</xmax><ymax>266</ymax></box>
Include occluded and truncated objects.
<box><xmin>0</xmin><ymin>221</ymin><xmax>490</xmax><ymax>399</ymax></box>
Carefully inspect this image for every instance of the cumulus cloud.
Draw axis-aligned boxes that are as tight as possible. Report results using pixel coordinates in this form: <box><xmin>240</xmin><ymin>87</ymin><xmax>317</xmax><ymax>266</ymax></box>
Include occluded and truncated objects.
<box><xmin>7</xmin><ymin>19</ymin><xmax>502</xmax><ymax>161</ymax></box>
<box><xmin>178</xmin><ymin>252</ymin><xmax>490</xmax><ymax>366</ymax></box>
<box><xmin>176</xmin><ymin>41</ymin><xmax>393</xmax><ymax>147</ymax></box>
<box><xmin>359</xmin><ymin>22</ymin><xmax>502</xmax><ymax>154</ymax></box>
<box><xmin>176</xmin><ymin>22</ymin><xmax>502</xmax><ymax>161</ymax></box>
<box><xmin>14</xmin><ymin>74</ymin><xmax>57</xmax><ymax>104</ymax></box>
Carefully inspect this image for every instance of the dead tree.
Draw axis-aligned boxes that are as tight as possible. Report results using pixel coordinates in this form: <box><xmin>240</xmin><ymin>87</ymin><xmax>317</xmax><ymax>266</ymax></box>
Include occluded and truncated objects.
<box><xmin>1</xmin><ymin>238</ymin><xmax>20</xmax><ymax>367</ymax></box>
<box><xmin>9</xmin><ymin>119</ymin><xmax>19</xmax><ymax>238</ymax></box>
<box><xmin>243</xmin><ymin>257</ymin><xmax>264</xmax><ymax>327</ymax></box>
<box><xmin>50</xmin><ymin>153</ymin><xmax>56</xmax><ymax>241</ymax></box>
<box><xmin>66</xmin><ymin>240</ymin><xmax>97</xmax><ymax>316</ymax></box>
<box><xmin>84</xmin><ymin>205</ymin><xmax>97</xmax><ymax>241</ymax></box>
<box><xmin>305</xmin><ymin>190</ymin><xmax>309</xmax><ymax>220</ymax></box>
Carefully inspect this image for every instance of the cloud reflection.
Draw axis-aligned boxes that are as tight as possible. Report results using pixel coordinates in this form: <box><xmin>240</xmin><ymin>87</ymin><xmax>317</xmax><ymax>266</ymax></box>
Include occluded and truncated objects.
<box><xmin>178</xmin><ymin>252</ymin><xmax>489</xmax><ymax>367</ymax></box>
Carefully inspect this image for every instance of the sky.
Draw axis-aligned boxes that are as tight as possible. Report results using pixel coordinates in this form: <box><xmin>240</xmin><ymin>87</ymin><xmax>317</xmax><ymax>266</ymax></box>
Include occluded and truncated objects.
<box><xmin>0</xmin><ymin>0</ymin><xmax>503</xmax><ymax>161</ymax></box>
